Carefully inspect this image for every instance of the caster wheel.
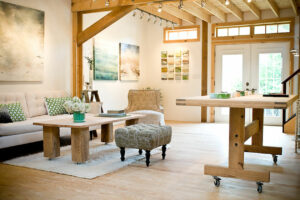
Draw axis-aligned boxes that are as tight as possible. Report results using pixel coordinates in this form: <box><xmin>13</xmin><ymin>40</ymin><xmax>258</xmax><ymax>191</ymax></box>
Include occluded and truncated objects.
<box><xmin>272</xmin><ymin>155</ymin><xmax>278</xmax><ymax>164</ymax></box>
<box><xmin>256</xmin><ymin>182</ymin><xmax>263</xmax><ymax>193</ymax></box>
<box><xmin>213</xmin><ymin>176</ymin><xmax>221</xmax><ymax>187</ymax></box>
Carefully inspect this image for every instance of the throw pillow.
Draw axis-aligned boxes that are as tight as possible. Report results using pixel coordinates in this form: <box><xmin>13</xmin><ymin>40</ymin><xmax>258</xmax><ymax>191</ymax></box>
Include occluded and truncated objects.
<box><xmin>45</xmin><ymin>97</ymin><xmax>72</xmax><ymax>116</ymax></box>
<box><xmin>0</xmin><ymin>102</ymin><xmax>26</xmax><ymax>122</ymax></box>
<box><xmin>0</xmin><ymin>106</ymin><xmax>13</xmax><ymax>123</ymax></box>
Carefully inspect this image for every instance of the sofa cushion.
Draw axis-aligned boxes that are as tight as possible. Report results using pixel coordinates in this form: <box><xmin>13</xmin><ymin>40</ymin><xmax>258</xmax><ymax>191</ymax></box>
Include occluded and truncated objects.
<box><xmin>0</xmin><ymin>114</ymin><xmax>71</xmax><ymax>136</ymax></box>
<box><xmin>0</xmin><ymin>92</ymin><xmax>29</xmax><ymax>118</ymax></box>
<box><xmin>0</xmin><ymin>102</ymin><xmax>26</xmax><ymax>122</ymax></box>
<box><xmin>25</xmin><ymin>90</ymin><xmax>69</xmax><ymax>117</ymax></box>
<box><xmin>45</xmin><ymin>97</ymin><xmax>72</xmax><ymax>116</ymax></box>
<box><xmin>0</xmin><ymin>106</ymin><xmax>13</xmax><ymax>123</ymax></box>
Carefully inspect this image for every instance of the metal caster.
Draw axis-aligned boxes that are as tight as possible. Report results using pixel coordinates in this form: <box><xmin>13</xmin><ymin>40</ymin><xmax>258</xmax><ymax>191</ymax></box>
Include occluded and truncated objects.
<box><xmin>213</xmin><ymin>176</ymin><xmax>221</xmax><ymax>187</ymax></box>
<box><xmin>256</xmin><ymin>182</ymin><xmax>263</xmax><ymax>193</ymax></box>
<box><xmin>272</xmin><ymin>155</ymin><xmax>278</xmax><ymax>164</ymax></box>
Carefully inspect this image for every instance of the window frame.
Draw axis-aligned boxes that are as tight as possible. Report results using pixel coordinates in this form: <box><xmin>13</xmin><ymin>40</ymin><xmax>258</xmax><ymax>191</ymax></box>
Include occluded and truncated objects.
<box><xmin>212</xmin><ymin>18</ymin><xmax>294</xmax><ymax>41</ymax></box>
<box><xmin>163</xmin><ymin>25</ymin><xmax>200</xmax><ymax>43</ymax></box>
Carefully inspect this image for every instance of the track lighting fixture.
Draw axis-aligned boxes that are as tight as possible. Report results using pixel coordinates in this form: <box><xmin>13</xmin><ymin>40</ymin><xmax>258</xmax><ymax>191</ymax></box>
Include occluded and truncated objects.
<box><xmin>200</xmin><ymin>0</ymin><xmax>206</xmax><ymax>7</ymax></box>
<box><xmin>225</xmin><ymin>0</ymin><xmax>230</xmax><ymax>6</ymax></box>
<box><xmin>178</xmin><ymin>0</ymin><xmax>183</xmax><ymax>9</ymax></box>
<box><xmin>140</xmin><ymin>11</ymin><xmax>144</xmax><ymax>19</ymax></box>
<box><xmin>147</xmin><ymin>14</ymin><xmax>151</xmax><ymax>22</ymax></box>
<box><xmin>158</xmin><ymin>3</ymin><xmax>162</xmax><ymax>13</ymax></box>
<box><xmin>132</xmin><ymin>10</ymin><xmax>136</xmax><ymax>17</ymax></box>
<box><xmin>154</xmin><ymin>17</ymin><xmax>158</xmax><ymax>24</ymax></box>
<box><xmin>105</xmin><ymin>0</ymin><xmax>110</xmax><ymax>7</ymax></box>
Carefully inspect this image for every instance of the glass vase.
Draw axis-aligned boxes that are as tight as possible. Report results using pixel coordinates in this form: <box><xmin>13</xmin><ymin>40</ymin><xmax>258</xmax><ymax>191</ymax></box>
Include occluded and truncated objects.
<box><xmin>73</xmin><ymin>112</ymin><xmax>85</xmax><ymax>123</ymax></box>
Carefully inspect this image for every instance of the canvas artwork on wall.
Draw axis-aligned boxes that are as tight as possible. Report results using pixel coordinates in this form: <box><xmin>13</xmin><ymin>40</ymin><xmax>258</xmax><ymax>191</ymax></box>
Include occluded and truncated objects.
<box><xmin>161</xmin><ymin>50</ymin><xmax>189</xmax><ymax>80</ymax></box>
<box><xmin>93</xmin><ymin>40</ymin><xmax>118</xmax><ymax>80</ymax></box>
<box><xmin>119</xmin><ymin>43</ymin><xmax>140</xmax><ymax>81</ymax></box>
<box><xmin>0</xmin><ymin>1</ymin><xmax>44</xmax><ymax>81</ymax></box>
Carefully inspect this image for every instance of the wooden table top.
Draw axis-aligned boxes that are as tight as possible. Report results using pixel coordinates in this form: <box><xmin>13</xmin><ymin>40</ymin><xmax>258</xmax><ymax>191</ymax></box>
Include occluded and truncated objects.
<box><xmin>33</xmin><ymin>114</ymin><xmax>144</xmax><ymax>128</ymax></box>
<box><xmin>176</xmin><ymin>95</ymin><xmax>298</xmax><ymax>109</ymax></box>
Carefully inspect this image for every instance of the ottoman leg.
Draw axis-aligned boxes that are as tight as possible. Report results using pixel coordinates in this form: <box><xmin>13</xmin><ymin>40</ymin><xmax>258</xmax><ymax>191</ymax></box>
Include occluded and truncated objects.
<box><xmin>139</xmin><ymin>149</ymin><xmax>143</xmax><ymax>155</ymax></box>
<box><xmin>120</xmin><ymin>147</ymin><xmax>125</xmax><ymax>161</ymax></box>
<box><xmin>162</xmin><ymin>145</ymin><xmax>167</xmax><ymax>160</ymax></box>
<box><xmin>145</xmin><ymin>150</ymin><xmax>151</xmax><ymax>167</ymax></box>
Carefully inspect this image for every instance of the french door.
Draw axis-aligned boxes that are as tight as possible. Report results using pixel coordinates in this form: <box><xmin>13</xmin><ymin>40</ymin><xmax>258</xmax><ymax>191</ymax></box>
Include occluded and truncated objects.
<box><xmin>215</xmin><ymin>42</ymin><xmax>289</xmax><ymax>125</ymax></box>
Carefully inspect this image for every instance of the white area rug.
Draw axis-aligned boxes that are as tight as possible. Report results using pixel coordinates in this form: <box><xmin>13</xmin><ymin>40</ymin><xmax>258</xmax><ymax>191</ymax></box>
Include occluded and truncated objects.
<box><xmin>4</xmin><ymin>140</ymin><xmax>162</xmax><ymax>179</ymax></box>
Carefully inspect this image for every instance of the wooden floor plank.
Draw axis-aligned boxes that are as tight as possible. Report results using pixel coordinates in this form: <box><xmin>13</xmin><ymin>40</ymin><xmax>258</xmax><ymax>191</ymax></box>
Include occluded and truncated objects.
<box><xmin>0</xmin><ymin>122</ymin><xmax>300</xmax><ymax>200</ymax></box>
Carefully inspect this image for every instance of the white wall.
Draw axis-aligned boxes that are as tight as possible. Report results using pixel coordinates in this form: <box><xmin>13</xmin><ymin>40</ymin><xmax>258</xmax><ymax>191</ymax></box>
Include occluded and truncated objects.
<box><xmin>0</xmin><ymin>0</ymin><xmax>72</xmax><ymax>93</ymax></box>
<box><xmin>83</xmin><ymin>11</ymin><xmax>148</xmax><ymax>111</ymax></box>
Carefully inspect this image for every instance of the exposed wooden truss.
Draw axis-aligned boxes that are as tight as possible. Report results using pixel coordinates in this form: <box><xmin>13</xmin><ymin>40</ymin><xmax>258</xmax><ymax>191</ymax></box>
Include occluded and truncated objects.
<box><xmin>242</xmin><ymin>0</ymin><xmax>261</xmax><ymax>19</ymax></box>
<box><xmin>180</xmin><ymin>2</ymin><xmax>211</xmax><ymax>23</ymax></box>
<box><xmin>194</xmin><ymin>0</ymin><xmax>226</xmax><ymax>22</ymax></box>
<box><xmin>216</xmin><ymin>0</ymin><xmax>243</xmax><ymax>21</ymax></box>
<box><xmin>266</xmin><ymin>0</ymin><xmax>280</xmax><ymax>18</ymax></box>
<box><xmin>289</xmin><ymin>0</ymin><xmax>298</xmax><ymax>15</ymax></box>
<box><xmin>139</xmin><ymin>5</ymin><xmax>183</xmax><ymax>25</ymax></box>
<box><xmin>162</xmin><ymin>4</ymin><xmax>197</xmax><ymax>24</ymax></box>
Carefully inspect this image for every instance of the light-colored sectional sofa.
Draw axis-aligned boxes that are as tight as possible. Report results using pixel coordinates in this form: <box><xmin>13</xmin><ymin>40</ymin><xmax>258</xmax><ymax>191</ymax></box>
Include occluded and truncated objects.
<box><xmin>0</xmin><ymin>90</ymin><xmax>100</xmax><ymax>149</ymax></box>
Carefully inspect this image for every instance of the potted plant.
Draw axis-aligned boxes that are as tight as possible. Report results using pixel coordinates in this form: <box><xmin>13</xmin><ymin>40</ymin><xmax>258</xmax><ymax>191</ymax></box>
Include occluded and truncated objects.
<box><xmin>63</xmin><ymin>97</ymin><xmax>90</xmax><ymax>123</ymax></box>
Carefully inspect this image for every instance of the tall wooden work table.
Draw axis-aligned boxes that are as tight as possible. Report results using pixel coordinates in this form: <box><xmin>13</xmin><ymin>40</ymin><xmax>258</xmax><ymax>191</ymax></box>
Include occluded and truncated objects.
<box><xmin>176</xmin><ymin>94</ymin><xmax>298</xmax><ymax>193</ymax></box>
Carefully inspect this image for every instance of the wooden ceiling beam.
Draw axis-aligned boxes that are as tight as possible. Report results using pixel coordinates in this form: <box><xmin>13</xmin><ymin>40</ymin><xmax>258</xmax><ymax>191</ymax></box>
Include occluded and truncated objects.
<box><xmin>266</xmin><ymin>0</ymin><xmax>280</xmax><ymax>17</ymax></box>
<box><xmin>216</xmin><ymin>0</ymin><xmax>243</xmax><ymax>21</ymax></box>
<box><xmin>180</xmin><ymin>2</ymin><xmax>211</xmax><ymax>23</ymax></box>
<box><xmin>139</xmin><ymin>5</ymin><xmax>182</xmax><ymax>25</ymax></box>
<box><xmin>242</xmin><ymin>0</ymin><xmax>261</xmax><ymax>19</ymax></box>
<box><xmin>161</xmin><ymin>4</ymin><xmax>196</xmax><ymax>25</ymax></box>
<box><xmin>77</xmin><ymin>5</ymin><xmax>136</xmax><ymax>45</ymax></box>
<box><xmin>72</xmin><ymin>0</ymin><xmax>194</xmax><ymax>12</ymax></box>
<box><xmin>194</xmin><ymin>0</ymin><xmax>226</xmax><ymax>22</ymax></box>
<box><xmin>288</xmin><ymin>0</ymin><xmax>298</xmax><ymax>16</ymax></box>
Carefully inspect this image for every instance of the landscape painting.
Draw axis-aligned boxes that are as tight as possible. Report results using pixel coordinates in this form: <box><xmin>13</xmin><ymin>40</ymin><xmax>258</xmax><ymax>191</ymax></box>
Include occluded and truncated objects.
<box><xmin>119</xmin><ymin>43</ymin><xmax>140</xmax><ymax>81</ymax></box>
<box><xmin>0</xmin><ymin>1</ymin><xmax>44</xmax><ymax>81</ymax></box>
<box><xmin>93</xmin><ymin>40</ymin><xmax>118</xmax><ymax>80</ymax></box>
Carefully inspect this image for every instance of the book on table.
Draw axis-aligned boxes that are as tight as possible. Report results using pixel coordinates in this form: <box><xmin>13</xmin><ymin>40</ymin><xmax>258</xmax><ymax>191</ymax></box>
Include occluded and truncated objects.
<box><xmin>107</xmin><ymin>110</ymin><xmax>125</xmax><ymax>114</ymax></box>
<box><xmin>99</xmin><ymin>113</ymin><xmax>127</xmax><ymax>117</ymax></box>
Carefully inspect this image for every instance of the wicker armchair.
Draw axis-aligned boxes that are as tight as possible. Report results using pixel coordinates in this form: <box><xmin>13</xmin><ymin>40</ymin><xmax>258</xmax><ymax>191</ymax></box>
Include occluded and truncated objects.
<box><xmin>125</xmin><ymin>89</ymin><xmax>165</xmax><ymax>125</ymax></box>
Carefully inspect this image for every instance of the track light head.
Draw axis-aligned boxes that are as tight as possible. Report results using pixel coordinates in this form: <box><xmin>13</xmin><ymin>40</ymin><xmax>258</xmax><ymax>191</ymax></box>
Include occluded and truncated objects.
<box><xmin>154</xmin><ymin>17</ymin><xmax>157</xmax><ymax>24</ymax></box>
<box><xmin>132</xmin><ymin>10</ymin><xmax>136</xmax><ymax>17</ymax></box>
<box><xmin>147</xmin><ymin>14</ymin><xmax>151</xmax><ymax>22</ymax></box>
<box><xmin>225</xmin><ymin>0</ymin><xmax>230</xmax><ymax>6</ymax></box>
<box><xmin>140</xmin><ymin>11</ymin><xmax>144</xmax><ymax>19</ymax></box>
<box><xmin>158</xmin><ymin>3</ymin><xmax>162</xmax><ymax>12</ymax></box>
<box><xmin>105</xmin><ymin>0</ymin><xmax>110</xmax><ymax>7</ymax></box>
<box><xmin>247</xmin><ymin>0</ymin><xmax>252</xmax><ymax>2</ymax></box>
<box><xmin>178</xmin><ymin>0</ymin><xmax>184</xmax><ymax>9</ymax></box>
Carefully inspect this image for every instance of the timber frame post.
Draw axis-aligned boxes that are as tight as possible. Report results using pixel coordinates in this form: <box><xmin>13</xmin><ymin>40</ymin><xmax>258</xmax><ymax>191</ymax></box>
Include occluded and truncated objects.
<box><xmin>201</xmin><ymin>20</ymin><xmax>208</xmax><ymax>122</ymax></box>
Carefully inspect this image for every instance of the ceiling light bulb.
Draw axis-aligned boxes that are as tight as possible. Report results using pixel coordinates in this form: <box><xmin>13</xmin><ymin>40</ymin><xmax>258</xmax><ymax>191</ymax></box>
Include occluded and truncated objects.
<box><xmin>225</xmin><ymin>0</ymin><xmax>230</xmax><ymax>6</ymax></box>
<box><xmin>158</xmin><ymin>3</ymin><xmax>162</xmax><ymax>13</ymax></box>
<box><xmin>247</xmin><ymin>0</ymin><xmax>252</xmax><ymax>2</ymax></box>
<box><xmin>105</xmin><ymin>0</ymin><xmax>110</xmax><ymax>7</ymax></box>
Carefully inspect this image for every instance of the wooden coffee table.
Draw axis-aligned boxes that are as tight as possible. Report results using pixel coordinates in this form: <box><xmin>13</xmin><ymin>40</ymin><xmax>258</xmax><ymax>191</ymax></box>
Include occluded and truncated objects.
<box><xmin>33</xmin><ymin>114</ymin><xmax>144</xmax><ymax>163</ymax></box>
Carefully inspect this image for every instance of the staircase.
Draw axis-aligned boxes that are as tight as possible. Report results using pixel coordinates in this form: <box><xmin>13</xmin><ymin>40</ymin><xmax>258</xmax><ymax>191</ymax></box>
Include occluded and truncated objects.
<box><xmin>282</xmin><ymin>68</ymin><xmax>300</xmax><ymax>133</ymax></box>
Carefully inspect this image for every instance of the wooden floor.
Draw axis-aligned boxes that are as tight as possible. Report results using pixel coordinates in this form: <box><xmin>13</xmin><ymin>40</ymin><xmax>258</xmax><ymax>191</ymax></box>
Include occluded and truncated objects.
<box><xmin>0</xmin><ymin>122</ymin><xmax>299</xmax><ymax>200</ymax></box>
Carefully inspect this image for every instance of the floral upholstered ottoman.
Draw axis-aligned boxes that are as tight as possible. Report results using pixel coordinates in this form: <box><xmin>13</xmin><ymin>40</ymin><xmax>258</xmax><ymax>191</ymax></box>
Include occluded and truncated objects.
<box><xmin>115</xmin><ymin>124</ymin><xmax>172</xmax><ymax>167</ymax></box>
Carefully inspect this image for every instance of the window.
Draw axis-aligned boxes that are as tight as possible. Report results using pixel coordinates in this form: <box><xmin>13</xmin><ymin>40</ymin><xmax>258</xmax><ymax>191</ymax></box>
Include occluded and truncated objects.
<box><xmin>216</xmin><ymin>26</ymin><xmax>251</xmax><ymax>37</ymax></box>
<box><xmin>239</xmin><ymin>27</ymin><xmax>250</xmax><ymax>35</ymax></box>
<box><xmin>164</xmin><ymin>25</ymin><xmax>200</xmax><ymax>43</ymax></box>
<box><xmin>213</xmin><ymin>18</ymin><xmax>293</xmax><ymax>39</ymax></box>
<box><xmin>254</xmin><ymin>26</ymin><xmax>265</xmax><ymax>34</ymax></box>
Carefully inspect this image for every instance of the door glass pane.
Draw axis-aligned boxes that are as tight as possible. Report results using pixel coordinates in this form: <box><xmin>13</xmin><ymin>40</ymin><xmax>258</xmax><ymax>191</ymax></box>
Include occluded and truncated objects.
<box><xmin>221</xmin><ymin>54</ymin><xmax>243</xmax><ymax>115</ymax></box>
<box><xmin>259</xmin><ymin>53</ymin><xmax>282</xmax><ymax>117</ymax></box>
